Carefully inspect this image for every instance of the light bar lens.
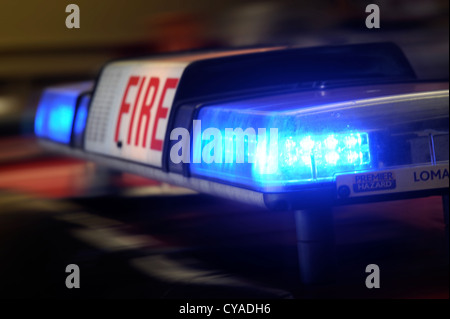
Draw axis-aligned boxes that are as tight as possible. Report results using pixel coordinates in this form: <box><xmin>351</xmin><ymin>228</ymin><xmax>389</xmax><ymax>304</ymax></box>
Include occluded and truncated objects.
<box><xmin>34</xmin><ymin>82</ymin><xmax>93</xmax><ymax>144</ymax></box>
<box><xmin>190</xmin><ymin>85</ymin><xmax>448</xmax><ymax>191</ymax></box>
<box><xmin>190</xmin><ymin>112</ymin><xmax>371</xmax><ymax>190</ymax></box>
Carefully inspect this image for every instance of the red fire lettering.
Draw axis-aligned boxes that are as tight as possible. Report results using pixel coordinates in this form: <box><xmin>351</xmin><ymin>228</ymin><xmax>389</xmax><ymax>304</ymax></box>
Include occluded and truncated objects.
<box><xmin>135</xmin><ymin>77</ymin><xmax>160</xmax><ymax>147</ymax></box>
<box><xmin>126</xmin><ymin>77</ymin><xmax>146</xmax><ymax>145</ymax></box>
<box><xmin>114</xmin><ymin>76</ymin><xmax>140</xmax><ymax>143</ymax></box>
<box><xmin>150</xmin><ymin>78</ymin><xmax>179</xmax><ymax>151</ymax></box>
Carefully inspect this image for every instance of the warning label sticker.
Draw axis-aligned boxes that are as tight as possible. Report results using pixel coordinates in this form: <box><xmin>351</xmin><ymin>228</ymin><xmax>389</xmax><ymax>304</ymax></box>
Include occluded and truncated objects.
<box><xmin>336</xmin><ymin>163</ymin><xmax>449</xmax><ymax>198</ymax></box>
<box><xmin>353</xmin><ymin>171</ymin><xmax>396</xmax><ymax>193</ymax></box>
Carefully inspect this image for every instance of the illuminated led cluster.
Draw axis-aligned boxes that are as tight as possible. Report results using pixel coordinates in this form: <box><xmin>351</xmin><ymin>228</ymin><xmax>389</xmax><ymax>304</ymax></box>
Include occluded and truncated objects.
<box><xmin>252</xmin><ymin>132</ymin><xmax>371</xmax><ymax>184</ymax></box>
<box><xmin>290</xmin><ymin>133</ymin><xmax>369</xmax><ymax>167</ymax></box>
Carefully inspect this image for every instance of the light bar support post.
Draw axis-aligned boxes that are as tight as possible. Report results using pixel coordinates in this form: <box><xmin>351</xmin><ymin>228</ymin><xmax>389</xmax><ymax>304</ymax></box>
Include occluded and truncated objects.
<box><xmin>294</xmin><ymin>206</ymin><xmax>336</xmax><ymax>284</ymax></box>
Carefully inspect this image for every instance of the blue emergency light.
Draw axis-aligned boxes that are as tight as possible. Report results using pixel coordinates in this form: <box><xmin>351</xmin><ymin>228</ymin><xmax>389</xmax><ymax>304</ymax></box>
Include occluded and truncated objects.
<box><xmin>191</xmin><ymin>99</ymin><xmax>372</xmax><ymax>191</ymax></box>
<box><xmin>34</xmin><ymin>82</ymin><xmax>93</xmax><ymax>144</ymax></box>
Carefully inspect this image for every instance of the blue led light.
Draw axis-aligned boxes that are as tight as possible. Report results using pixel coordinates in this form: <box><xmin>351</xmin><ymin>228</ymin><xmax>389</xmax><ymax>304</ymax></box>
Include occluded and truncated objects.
<box><xmin>190</xmin><ymin>102</ymin><xmax>372</xmax><ymax>190</ymax></box>
<box><xmin>34</xmin><ymin>82</ymin><xmax>93</xmax><ymax>144</ymax></box>
<box><xmin>253</xmin><ymin>131</ymin><xmax>370</xmax><ymax>184</ymax></box>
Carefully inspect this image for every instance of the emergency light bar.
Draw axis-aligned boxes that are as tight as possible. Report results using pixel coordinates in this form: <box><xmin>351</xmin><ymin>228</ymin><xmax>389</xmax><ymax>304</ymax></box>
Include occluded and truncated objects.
<box><xmin>35</xmin><ymin>43</ymin><xmax>449</xmax><ymax>210</ymax></box>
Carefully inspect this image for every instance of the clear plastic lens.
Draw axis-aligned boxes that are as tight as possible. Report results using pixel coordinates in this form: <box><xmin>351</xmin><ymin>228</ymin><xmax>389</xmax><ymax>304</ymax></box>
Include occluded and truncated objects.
<box><xmin>34</xmin><ymin>82</ymin><xmax>93</xmax><ymax>144</ymax></box>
